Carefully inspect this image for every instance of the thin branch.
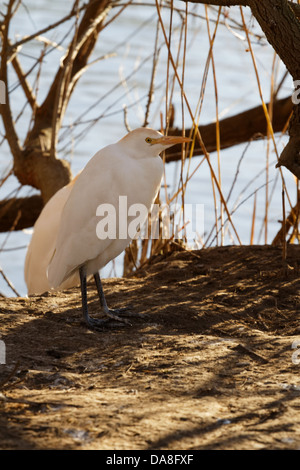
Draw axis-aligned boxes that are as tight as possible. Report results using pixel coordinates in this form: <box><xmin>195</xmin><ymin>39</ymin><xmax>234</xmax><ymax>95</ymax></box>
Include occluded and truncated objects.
<box><xmin>50</xmin><ymin>0</ymin><xmax>81</xmax><ymax>158</ymax></box>
<box><xmin>180</xmin><ymin>0</ymin><xmax>249</xmax><ymax>5</ymax></box>
<box><xmin>9</xmin><ymin>41</ymin><xmax>36</xmax><ymax>109</ymax></box>
<box><xmin>180</xmin><ymin>0</ymin><xmax>300</xmax><ymax>17</ymax></box>
<box><xmin>28</xmin><ymin>0</ymin><xmax>111</xmax><ymax>144</ymax></box>
<box><xmin>0</xmin><ymin>0</ymin><xmax>23</xmax><ymax>159</ymax></box>
<box><xmin>0</xmin><ymin>267</ymin><xmax>20</xmax><ymax>297</ymax></box>
<box><xmin>143</xmin><ymin>17</ymin><xmax>161</xmax><ymax>127</ymax></box>
<box><xmin>0</xmin><ymin>195</ymin><xmax>43</xmax><ymax>232</ymax></box>
<box><xmin>272</xmin><ymin>190</ymin><xmax>300</xmax><ymax>246</ymax></box>
<box><xmin>8</xmin><ymin>1</ymin><xmax>90</xmax><ymax>53</ymax></box>
<box><xmin>165</xmin><ymin>95</ymin><xmax>292</xmax><ymax>162</ymax></box>
<box><xmin>155</xmin><ymin>0</ymin><xmax>242</xmax><ymax>246</ymax></box>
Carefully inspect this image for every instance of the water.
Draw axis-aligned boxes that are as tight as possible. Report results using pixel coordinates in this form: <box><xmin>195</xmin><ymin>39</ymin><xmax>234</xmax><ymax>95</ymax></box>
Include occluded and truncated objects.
<box><xmin>0</xmin><ymin>1</ymin><xmax>295</xmax><ymax>296</ymax></box>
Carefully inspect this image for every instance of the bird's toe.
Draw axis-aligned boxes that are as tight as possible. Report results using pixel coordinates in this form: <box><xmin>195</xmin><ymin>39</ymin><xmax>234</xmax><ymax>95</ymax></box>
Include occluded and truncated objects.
<box><xmin>85</xmin><ymin>316</ymin><xmax>128</xmax><ymax>331</ymax></box>
<box><xmin>106</xmin><ymin>309</ymin><xmax>132</xmax><ymax>325</ymax></box>
<box><xmin>109</xmin><ymin>307</ymin><xmax>148</xmax><ymax>319</ymax></box>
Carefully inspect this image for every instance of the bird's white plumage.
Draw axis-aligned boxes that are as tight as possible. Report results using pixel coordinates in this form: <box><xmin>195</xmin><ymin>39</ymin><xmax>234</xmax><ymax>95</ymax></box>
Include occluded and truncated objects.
<box><xmin>47</xmin><ymin>128</ymin><xmax>165</xmax><ymax>289</ymax></box>
<box><xmin>24</xmin><ymin>177</ymin><xmax>81</xmax><ymax>295</ymax></box>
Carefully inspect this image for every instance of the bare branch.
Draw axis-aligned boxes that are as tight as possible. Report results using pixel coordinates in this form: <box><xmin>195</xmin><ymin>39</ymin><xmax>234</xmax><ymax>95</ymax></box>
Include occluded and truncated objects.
<box><xmin>8</xmin><ymin>1</ymin><xmax>88</xmax><ymax>53</ymax></box>
<box><xmin>9</xmin><ymin>42</ymin><xmax>36</xmax><ymax>109</ymax></box>
<box><xmin>0</xmin><ymin>0</ymin><xmax>23</xmax><ymax>160</ymax></box>
<box><xmin>181</xmin><ymin>0</ymin><xmax>300</xmax><ymax>80</ymax></box>
<box><xmin>0</xmin><ymin>267</ymin><xmax>20</xmax><ymax>296</ymax></box>
<box><xmin>12</xmin><ymin>1</ymin><xmax>112</xmax><ymax>203</ymax></box>
<box><xmin>181</xmin><ymin>0</ymin><xmax>300</xmax><ymax>181</ymax></box>
<box><xmin>26</xmin><ymin>0</ymin><xmax>112</xmax><ymax>147</ymax></box>
<box><xmin>50</xmin><ymin>0</ymin><xmax>81</xmax><ymax>158</ymax></box>
<box><xmin>247</xmin><ymin>0</ymin><xmax>300</xmax><ymax>179</ymax></box>
<box><xmin>3</xmin><ymin>95</ymin><xmax>292</xmax><ymax>231</ymax></box>
<box><xmin>0</xmin><ymin>195</ymin><xmax>43</xmax><ymax>232</ymax></box>
<box><xmin>180</xmin><ymin>0</ymin><xmax>249</xmax><ymax>5</ymax></box>
<box><xmin>165</xmin><ymin>96</ymin><xmax>292</xmax><ymax>162</ymax></box>
<box><xmin>180</xmin><ymin>0</ymin><xmax>300</xmax><ymax>19</ymax></box>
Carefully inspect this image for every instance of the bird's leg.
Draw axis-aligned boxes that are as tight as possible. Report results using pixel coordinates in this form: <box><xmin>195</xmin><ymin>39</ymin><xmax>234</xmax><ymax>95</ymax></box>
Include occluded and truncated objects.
<box><xmin>94</xmin><ymin>271</ymin><xmax>147</xmax><ymax>320</ymax></box>
<box><xmin>93</xmin><ymin>271</ymin><xmax>107</xmax><ymax>309</ymax></box>
<box><xmin>93</xmin><ymin>271</ymin><xmax>131</xmax><ymax>324</ymax></box>
<box><xmin>79</xmin><ymin>266</ymin><xmax>111</xmax><ymax>330</ymax></box>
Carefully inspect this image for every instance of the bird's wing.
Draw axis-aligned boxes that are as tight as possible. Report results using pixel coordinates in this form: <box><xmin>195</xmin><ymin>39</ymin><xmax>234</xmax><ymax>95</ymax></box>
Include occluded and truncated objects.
<box><xmin>47</xmin><ymin>145</ymin><xmax>130</xmax><ymax>288</ymax></box>
<box><xmin>25</xmin><ymin>173</ymin><xmax>82</xmax><ymax>295</ymax></box>
<box><xmin>24</xmin><ymin>183</ymin><xmax>73</xmax><ymax>295</ymax></box>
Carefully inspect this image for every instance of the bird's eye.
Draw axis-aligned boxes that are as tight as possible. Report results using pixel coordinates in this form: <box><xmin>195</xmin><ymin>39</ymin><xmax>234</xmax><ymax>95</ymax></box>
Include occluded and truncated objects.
<box><xmin>145</xmin><ymin>137</ymin><xmax>152</xmax><ymax>144</ymax></box>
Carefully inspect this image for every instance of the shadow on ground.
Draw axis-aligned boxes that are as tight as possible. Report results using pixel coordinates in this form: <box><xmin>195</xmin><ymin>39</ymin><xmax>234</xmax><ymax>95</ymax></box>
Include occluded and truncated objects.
<box><xmin>1</xmin><ymin>245</ymin><xmax>300</xmax><ymax>449</ymax></box>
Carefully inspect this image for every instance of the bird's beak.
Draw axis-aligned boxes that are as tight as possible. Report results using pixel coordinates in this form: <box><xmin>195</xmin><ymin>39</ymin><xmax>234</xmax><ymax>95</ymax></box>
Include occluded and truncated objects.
<box><xmin>154</xmin><ymin>135</ymin><xmax>191</xmax><ymax>146</ymax></box>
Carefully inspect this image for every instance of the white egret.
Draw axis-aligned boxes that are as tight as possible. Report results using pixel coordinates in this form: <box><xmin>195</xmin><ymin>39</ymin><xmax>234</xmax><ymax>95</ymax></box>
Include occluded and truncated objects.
<box><xmin>46</xmin><ymin>127</ymin><xmax>190</xmax><ymax>331</ymax></box>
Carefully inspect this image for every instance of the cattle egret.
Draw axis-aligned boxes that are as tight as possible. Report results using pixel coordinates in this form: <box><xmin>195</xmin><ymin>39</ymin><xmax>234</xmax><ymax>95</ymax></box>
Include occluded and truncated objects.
<box><xmin>46</xmin><ymin>127</ymin><xmax>190</xmax><ymax>331</ymax></box>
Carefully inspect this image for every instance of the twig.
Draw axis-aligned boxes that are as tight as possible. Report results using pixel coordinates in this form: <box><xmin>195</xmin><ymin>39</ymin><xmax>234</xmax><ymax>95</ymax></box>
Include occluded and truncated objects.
<box><xmin>0</xmin><ymin>267</ymin><xmax>20</xmax><ymax>297</ymax></box>
<box><xmin>250</xmin><ymin>192</ymin><xmax>256</xmax><ymax>245</ymax></box>
<box><xmin>122</xmin><ymin>104</ymin><xmax>131</xmax><ymax>132</ymax></box>
<box><xmin>205</xmin><ymin>5</ymin><xmax>223</xmax><ymax>245</ymax></box>
<box><xmin>281</xmin><ymin>187</ymin><xmax>287</xmax><ymax>270</ymax></box>
<box><xmin>0</xmin><ymin>0</ymin><xmax>23</xmax><ymax>161</ymax></box>
<box><xmin>239</xmin><ymin>5</ymin><xmax>294</xmax><ymax>220</ymax></box>
<box><xmin>0</xmin><ymin>362</ymin><xmax>20</xmax><ymax>390</ymax></box>
<box><xmin>143</xmin><ymin>13</ymin><xmax>161</xmax><ymax>127</ymax></box>
<box><xmin>155</xmin><ymin>0</ymin><xmax>242</xmax><ymax>246</ymax></box>
<box><xmin>50</xmin><ymin>0</ymin><xmax>81</xmax><ymax>159</ymax></box>
<box><xmin>9</xmin><ymin>40</ymin><xmax>36</xmax><ymax>109</ymax></box>
<box><xmin>0</xmin><ymin>208</ymin><xmax>21</xmax><ymax>252</ymax></box>
<box><xmin>233</xmin><ymin>344</ymin><xmax>268</xmax><ymax>364</ymax></box>
<box><xmin>8</xmin><ymin>1</ymin><xmax>90</xmax><ymax>52</ymax></box>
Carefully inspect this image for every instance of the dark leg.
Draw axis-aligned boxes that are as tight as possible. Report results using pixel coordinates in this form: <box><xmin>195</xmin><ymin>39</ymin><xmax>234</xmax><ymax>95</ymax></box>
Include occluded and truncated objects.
<box><xmin>79</xmin><ymin>266</ymin><xmax>110</xmax><ymax>330</ymax></box>
<box><xmin>79</xmin><ymin>267</ymin><xmax>145</xmax><ymax>331</ymax></box>
<box><xmin>93</xmin><ymin>271</ymin><xmax>131</xmax><ymax>324</ymax></box>
<box><xmin>94</xmin><ymin>271</ymin><xmax>146</xmax><ymax>321</ymax></box>
<box><xmin>93</xmin><ymin>271</ymin><xmax>106</xmax><ymax>307</ymax></box>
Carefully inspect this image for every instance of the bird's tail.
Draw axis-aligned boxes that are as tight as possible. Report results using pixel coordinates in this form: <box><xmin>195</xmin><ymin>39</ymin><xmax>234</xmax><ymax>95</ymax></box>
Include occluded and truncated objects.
<box><xmin>47</xmin><ymin>249</ymin><xmax>67</xmax><ymax>289</ymax></box>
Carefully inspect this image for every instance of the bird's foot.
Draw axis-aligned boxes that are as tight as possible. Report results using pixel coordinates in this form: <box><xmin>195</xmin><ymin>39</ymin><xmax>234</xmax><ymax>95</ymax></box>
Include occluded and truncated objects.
<box><xmin>84</xmin><ymin>314</ymin><xmax>128</xmax><ymax>331</ymax></box>
<box><xmin>84</xmin><ymin>307</ymin><xmax>146</xmax><ymax>331</ymax></box>
<box><xmin>107</xmin><ymin>306</ymin><xmax>148</xmax><ymax>320</ymax></box>
<box><xmin>106</xmin><ymin>308</ymin><xmax>132</xmax><ymax>325</ymax></box>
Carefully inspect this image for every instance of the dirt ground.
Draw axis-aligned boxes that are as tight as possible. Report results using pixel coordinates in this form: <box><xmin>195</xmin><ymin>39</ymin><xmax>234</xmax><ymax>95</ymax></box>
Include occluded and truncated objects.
<box><xmin>1</xmin><ymin>244</ymin><xmax>300</xmax><ymax>450</ymax></box>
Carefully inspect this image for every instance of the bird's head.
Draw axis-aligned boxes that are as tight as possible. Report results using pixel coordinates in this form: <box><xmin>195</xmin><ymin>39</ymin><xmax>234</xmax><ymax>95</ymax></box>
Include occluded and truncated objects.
<box><xmin>120</xmin><ymin>127</ymin><xmax>191</xmax><ymax>159</ymax></box>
